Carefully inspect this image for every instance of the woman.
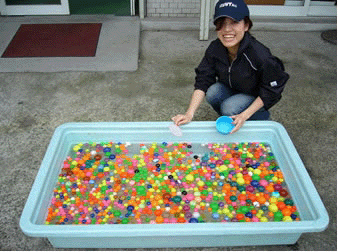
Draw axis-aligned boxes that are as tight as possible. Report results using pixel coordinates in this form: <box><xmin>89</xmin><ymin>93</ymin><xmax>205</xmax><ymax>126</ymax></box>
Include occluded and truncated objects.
<box><xmin>172</xmin><ymin>0</ymin><xmax>289</xmax><ymax>133</ymax></box>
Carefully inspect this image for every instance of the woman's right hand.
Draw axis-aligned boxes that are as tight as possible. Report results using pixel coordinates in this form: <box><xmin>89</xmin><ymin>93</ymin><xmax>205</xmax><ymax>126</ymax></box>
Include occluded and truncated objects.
<box><xmin>171</xmin><ymin>113</ymin><xmax>193</xmax><ymax>126</ymax></box>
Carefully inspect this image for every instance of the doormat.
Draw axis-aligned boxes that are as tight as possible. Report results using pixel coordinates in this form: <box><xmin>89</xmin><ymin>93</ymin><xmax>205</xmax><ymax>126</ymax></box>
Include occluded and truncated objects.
<box><xmin>1</xmin><ymin>23</ymin><xmax>102</xmax><ymax>58</ymax></box>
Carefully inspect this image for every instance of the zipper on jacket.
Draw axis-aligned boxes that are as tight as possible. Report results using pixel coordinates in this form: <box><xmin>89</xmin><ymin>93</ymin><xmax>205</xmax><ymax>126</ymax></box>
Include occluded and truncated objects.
<box><xmin>228</xmin><ymin>58</ymin><xmax>236</xmax><ymax>88</ymax></box>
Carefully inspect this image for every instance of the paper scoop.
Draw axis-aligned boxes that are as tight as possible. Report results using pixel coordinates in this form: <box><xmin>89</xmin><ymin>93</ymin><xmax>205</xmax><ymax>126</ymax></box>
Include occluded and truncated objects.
<box><xmin>169</xmin><ymin>123</ymin><xmax>183</xmax><ymax>137</ymax></box>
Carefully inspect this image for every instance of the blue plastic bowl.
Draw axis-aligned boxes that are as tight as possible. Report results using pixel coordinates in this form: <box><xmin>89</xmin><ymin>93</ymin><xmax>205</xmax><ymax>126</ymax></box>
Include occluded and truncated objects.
<box><xmin>216</xmin><ymin>116</ymin><xmax>235</xmax><ymax>134</ymax></box>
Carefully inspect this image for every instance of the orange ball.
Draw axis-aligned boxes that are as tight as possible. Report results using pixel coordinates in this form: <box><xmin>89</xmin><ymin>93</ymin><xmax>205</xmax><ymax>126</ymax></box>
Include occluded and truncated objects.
<box><xmin>277</xmin><ymin>202</ymin><xmax>286</xmax><ymax>210</ymax></box>
<box><xmin>154</xmin><ymin>209</ymin><xmax>162</xmax><ymax>216</ymax></box>
<box><xmin>155</xmin><ymin>216</ymin><xmax>164</xmax><ymax>223</ymax></box>
<box><xmin>236</xmin><ymin>214</ymin><xmax>245</xmax><ymax>220</ymax></box>
<box><xmin>282</xmin><ymin>208</ymin><xmax>292</xmax><ymax>216</ymax></box>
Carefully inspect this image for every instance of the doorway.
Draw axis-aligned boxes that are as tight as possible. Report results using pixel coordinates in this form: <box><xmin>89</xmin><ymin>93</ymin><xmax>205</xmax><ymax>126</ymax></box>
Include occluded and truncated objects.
<box><xmin>69</xmin><ymin>0</ymin><xmax>131</xmax><ymax>15</ymax></box>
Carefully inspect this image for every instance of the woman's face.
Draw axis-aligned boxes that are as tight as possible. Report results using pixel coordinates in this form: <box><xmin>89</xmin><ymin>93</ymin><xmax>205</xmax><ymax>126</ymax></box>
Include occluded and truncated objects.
<box><xmin>217</xmin><ymin>17</ymin><xmax>249</xmax><ymax>53</ymax></box>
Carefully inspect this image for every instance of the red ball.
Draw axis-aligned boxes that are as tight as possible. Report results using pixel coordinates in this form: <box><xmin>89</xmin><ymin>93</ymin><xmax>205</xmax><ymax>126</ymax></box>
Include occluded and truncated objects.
<box><xmin>279</xmin><ymin>189</ymin><xmax>289</xmax><ymax>197</ymax></box>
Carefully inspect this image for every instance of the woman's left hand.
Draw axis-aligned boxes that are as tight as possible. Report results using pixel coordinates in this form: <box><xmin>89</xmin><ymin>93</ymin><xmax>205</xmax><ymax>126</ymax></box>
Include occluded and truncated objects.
<box><xmin>229</xmin><ymin>113</ymin><xmax>250</xmax><ymax>134</ymax></box>
<box><xmin>229</xmin><ymin>97</ymin><xmax>265</xmax><ymax>134</ymax></box>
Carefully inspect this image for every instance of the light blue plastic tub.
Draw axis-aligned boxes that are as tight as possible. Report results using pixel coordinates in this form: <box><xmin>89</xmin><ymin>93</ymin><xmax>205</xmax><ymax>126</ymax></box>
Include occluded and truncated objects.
<box><xmin>20</xmin><ymin>121</ymin><xmax>329</xmax><ymax>248</ymax></box>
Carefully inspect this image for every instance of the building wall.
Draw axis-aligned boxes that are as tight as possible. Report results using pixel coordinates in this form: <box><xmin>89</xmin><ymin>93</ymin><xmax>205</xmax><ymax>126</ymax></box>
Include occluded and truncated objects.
<box><xmin>146</xmin><ymin>0</ymin><xmax>201</xmax><ymax>17</ymax></box>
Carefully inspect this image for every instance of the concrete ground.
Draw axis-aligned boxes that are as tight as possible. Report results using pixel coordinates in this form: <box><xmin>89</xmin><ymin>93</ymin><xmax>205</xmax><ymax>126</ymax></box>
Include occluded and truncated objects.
<box><xmin>0</xmin><ymin>27</ymin><xmax>336</xmax><ymax>250</ymax></box>
<box><xmin>0</xmin><ymin>15</ymin><xmax>140</xmax><ymax>72</ymax></box>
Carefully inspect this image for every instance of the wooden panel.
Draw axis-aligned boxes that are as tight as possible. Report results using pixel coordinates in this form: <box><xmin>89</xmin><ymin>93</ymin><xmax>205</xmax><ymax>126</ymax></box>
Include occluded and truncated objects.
<box><xmin>246</xmin><ymin>0</ymin><xmax>285</xmax><ymax>5</ymax></box>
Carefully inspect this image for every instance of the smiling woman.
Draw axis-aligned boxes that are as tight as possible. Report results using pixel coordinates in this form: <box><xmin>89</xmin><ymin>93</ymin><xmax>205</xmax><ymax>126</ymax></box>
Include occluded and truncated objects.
<box><xmin>215</xmin><ymin>17</ymin><xmax>249</xmax><ymax>61</ymax></box>
<box><xmin>172</xmin><ymin>0</ymin><xmax>289</xmax><ymax>134</ymax></box>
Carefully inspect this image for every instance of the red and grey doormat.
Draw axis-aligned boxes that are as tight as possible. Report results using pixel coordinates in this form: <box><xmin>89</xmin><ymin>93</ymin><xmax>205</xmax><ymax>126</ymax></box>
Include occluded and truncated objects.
<box><xmin>1</xmin><ymin>23</ymin><xmax>102</xmax><ymax>58</ymax></box>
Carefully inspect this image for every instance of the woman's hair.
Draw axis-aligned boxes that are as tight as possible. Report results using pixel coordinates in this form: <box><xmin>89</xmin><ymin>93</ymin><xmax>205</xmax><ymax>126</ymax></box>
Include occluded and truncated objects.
<box><xmin>215</xmin><ymin>16</ymin><xmax>253</xmax><ymax>31</ymax></box>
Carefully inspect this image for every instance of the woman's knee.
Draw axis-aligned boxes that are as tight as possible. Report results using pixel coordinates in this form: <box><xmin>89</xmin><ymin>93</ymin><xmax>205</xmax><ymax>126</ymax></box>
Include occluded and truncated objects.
<box><xmin>220</xmin><ymin>94</ymin><xmax>255</xmax><ymax>116</ymax></box>
<box><xmin>220</xmin><ymin>101</ymin><xmax>242</xmax><ymax>116</ymax></box>
<box><xmin>205</xmin><ymin>82</ymin><xmax>223</xmax><ymax>103</ymax></box>
<box><xmin>205</xmin><ymin>82</ymin><xmax>231</xmax><ymax>104</ymax></box>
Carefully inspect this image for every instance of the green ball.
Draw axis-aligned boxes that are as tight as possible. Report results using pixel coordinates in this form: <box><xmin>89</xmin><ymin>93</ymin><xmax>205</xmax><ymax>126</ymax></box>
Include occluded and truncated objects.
<box><xmin>274</xmin><ymin>211</ymin><xmax>284</xmax><ymax>221</ymax></box>
<box><xmin>284</xmin><ymin>199</ymin><xmax>294</xmax><ymax>206</ymax></box>
<box><xmin>136</xmin><ymin>186</ymin><xmax>147</xmax><ymax>196</ymax></box>
<box><xmin>239</xmin><ymin>206</ymin><xmax>249</xmax><ymax>214</ymax></box>
<box><xmin>172</xmin><ymin>196</ymin><xmax>182</xmax><ymax>203</ymax></box>
<box><xmin>210</xmin><ymin>202</ymin><xmax>219</xmax><ymax>212</ymax></box>
<box><xmin>230</xmin><ymin>196</ymin><xmax>237</xmax><ymax>201</ymax></box>
<box><xmin>252</xmin><ymin>174</ymin><xmax>260</xmax><ymax>181</ymax></box>
<box><xmin>114</xmin><ymin>210</ymin><xmax>122</xmax><ymax>217</ymax></box>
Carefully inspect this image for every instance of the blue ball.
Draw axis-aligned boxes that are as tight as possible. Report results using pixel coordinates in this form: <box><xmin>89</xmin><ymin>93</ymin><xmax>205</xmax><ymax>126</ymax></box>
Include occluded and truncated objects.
<box><xmin>245</xmin><ymin>212</ymin><xmax>253</xmax><ymax>218</ymax></box>
<box><xmin>212</xmin><ymin>213</ymin><xmax>220</xmax><ymax>219</ymax></box>
<box><xmin>291</xmin><ymin>214</ymin><xmax>297</xmax><ymax>220</ymax></box>
<box><xmin>250</xmin><ymin>180</ymin><xmax>260</xmax><ymax>188</ymax></box>
<box><xmin>209</xmin><ymin>163</ymin><xmax>216</xmax><ymax>168</ymax></box>
<box><xmin>127</xmin><ymin>205</ymin><xmax>134</xmax><ymax>211</ymax></box>
<box><xmin>189</xmin><ymin>218</ymin><xmax>199</xmax><ymax>223</ymax></box>
<box><xmin>103</xmin><ymin>147</ymin><xmax>111</xmax><ymax>152</ymax></box>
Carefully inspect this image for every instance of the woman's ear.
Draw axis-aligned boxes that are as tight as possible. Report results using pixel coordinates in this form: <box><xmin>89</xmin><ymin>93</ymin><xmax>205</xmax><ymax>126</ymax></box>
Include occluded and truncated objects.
<box><xmin>244</xmin><ymin>22</ymin><xmax>249</xmax><ymax>32</ymax></box>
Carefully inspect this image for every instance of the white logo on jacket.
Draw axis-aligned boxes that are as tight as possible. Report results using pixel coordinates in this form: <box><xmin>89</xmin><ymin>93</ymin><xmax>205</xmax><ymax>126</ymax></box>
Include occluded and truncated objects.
<box><xmin>219</xmin><ymin>2</ymin><xmax>238</xmax><ymax>8</ymax></box>
<box><xmin>270</xmin><ymin>81</ymin><xmax>278</xmax><ymax>87</ymax></box>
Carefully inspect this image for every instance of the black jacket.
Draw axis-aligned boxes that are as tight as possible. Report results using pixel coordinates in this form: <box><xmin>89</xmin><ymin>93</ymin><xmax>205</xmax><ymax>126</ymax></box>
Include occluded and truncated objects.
<box><xmin>194</xmin><ymin>33</ymin><xmax>289</xmax><ymax>110</ymax></box>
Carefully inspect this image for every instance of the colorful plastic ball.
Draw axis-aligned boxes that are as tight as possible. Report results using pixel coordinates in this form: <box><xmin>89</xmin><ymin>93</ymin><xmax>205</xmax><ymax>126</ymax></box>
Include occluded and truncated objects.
<box><xmin>284</xmin><ymin>199</ymin><xmax>294</xmax><ymax>206</ymax></box>
<box><xmin>279</xmin><ymin>189</ymin><xmax>289</xmax><ymax>197</ymax></box>
<box><xmin>189</xmin><ymin>218</ymin><xmax>199</xmax><ymax>223</ymax></box>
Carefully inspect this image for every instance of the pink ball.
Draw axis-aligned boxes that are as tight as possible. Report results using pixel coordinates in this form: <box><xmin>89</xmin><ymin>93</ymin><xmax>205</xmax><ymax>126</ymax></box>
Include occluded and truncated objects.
<box><xmin>259</xmin><ymin>179</ymin><xmax>268</xmax><ymax>187</ymax></box>
<box><xmin>186</xmin><ymin>194</ymin><xmax>195</xmax><ymax>201</ymax></box>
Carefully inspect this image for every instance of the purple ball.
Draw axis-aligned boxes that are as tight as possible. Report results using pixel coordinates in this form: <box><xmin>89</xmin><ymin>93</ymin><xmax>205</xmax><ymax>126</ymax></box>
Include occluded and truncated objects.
<box><xmin>185</xmin><ymin>212</ymin><xmax>192</xmax><ymax>218</ymax></box>
<box><xmin>183</xmin><ymin>205</ymin><xmax>190</xmax><ymax>211</ymax></box>
<box><xmin>274</xmin><ymin>184</ymin><xmax>283</xmax><ymax>191</ymax></box>
<box><xmin>246</xmin><ymin>185</ymin><xmax>255</xmax><ymax>193</ymax></box>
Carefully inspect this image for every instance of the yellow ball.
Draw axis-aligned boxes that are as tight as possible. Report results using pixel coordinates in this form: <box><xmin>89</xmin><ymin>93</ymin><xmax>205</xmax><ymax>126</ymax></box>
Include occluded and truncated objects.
<box><xmin>223</xmin><ymin>208</ymin><xmax>230</xmax><ymax>214</ymax></box>
<box><xmin>270</xmin><ymin>197</ymin><xmax>278</xmax><ymax>204</ymax></box>
<box><xmin>186</xmin><ymin>174</ymin><xmax>195</xmax><ymax>182</ymax></box>
<box><xmin>253</xmin><ymin>169</ymin><xmax>261</xmax><ymax>175</ymax></box>
<box><xmin>237</xmin><ymin>177</ymin><xmax>245</xmax><ymax>185</ymax></box>
<box><xmin>283</xmin><ymin>216</ymin><xmax>293</xmax><ymax>222</ymax></box>
<box><xmin>219</xmin><ymin>165</ymin><xmax>228</xmax><ymax>172</ymax></box>
<box><xmin>197</xmin><ymin>181</ymin><xmax>205</xmax><ymax>187</ymax></box>
<box><xmin>268</xmin><ymin>203</ymin><xmax>279</xmax><ymax>212</ymax></box>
